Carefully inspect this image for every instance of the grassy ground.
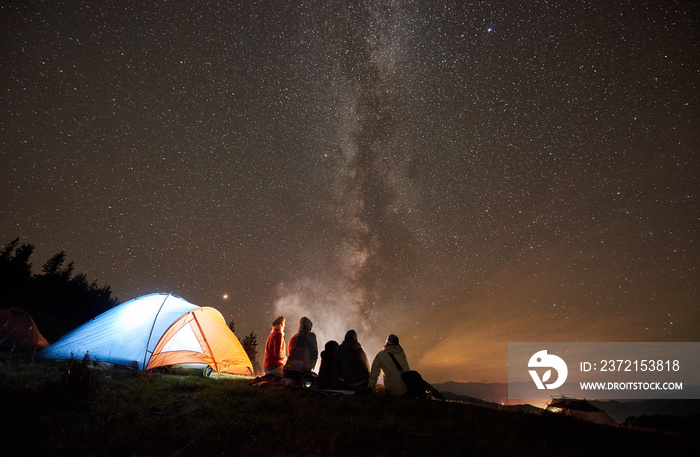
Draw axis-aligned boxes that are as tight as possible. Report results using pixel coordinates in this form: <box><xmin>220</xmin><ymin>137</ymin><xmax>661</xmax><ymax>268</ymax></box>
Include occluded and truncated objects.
<box><xmin>1</xmin><ymin>353</ymin><xmax>696</xmax><ymax>457</ymax></box>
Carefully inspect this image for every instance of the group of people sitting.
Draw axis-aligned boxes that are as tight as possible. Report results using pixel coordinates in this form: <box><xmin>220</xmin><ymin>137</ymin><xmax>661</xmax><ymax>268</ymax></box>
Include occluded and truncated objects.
<box><xmin>258</xmin><ymin>315</ymin><xmax>429</xmax><ymax>397</ymax></box>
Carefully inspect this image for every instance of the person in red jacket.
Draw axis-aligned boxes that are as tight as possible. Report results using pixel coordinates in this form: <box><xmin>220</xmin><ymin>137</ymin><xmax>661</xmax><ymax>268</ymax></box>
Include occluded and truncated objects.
<box><xmin>263</xmin><ymin>316</ymin><xmax>286</xmax><ymax>377</ymax></box>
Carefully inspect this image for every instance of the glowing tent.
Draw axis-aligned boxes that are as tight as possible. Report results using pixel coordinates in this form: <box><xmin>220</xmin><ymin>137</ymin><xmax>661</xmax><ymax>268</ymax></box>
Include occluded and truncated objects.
<box><xmin>0</xmin><ymin>308</ymin><xmax>50</xmax><ymax>352</ymax></box>
<box><xmin>146</xmin><ymin>306</ymin><xmax>253</xmax><ymax>375</ymax></box>
<box><xmin>38</xmin><ymin>293</ymin><xmax>197</xmax><ymax>369</ymax></box>
<box><xmin>38</xmin><ymin>293</ymin><xmax>253</xmax><ymax>376</ymax></box>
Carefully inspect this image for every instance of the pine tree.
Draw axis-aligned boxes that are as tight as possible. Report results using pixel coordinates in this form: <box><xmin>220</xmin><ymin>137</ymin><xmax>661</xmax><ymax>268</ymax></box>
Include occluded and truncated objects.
<box><xmin>0</xmin><ymin>237</ymin><xmax>118</xmax><ymax>340</ymax></box>
<box><xmin>241</xmin><ymin>330</ymin><xmax>262</xmax><ymax>375</ymax></box>
<box><xmin>0</xmin><ymin>238</ymin><xmax>34</xmax><ymax>305</ymax></box>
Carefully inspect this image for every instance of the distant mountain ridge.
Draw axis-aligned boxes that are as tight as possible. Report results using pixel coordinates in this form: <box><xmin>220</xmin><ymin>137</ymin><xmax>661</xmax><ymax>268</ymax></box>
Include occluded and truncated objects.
<box><xmin>433</xmin><ymin>381</ymin><xmax>700</xmax><ymax>419</ymax></box>
<box><xmin>589</xmin><ymin>399</ymin><xmax>700</xmax><ymax>421</ymax></box>
<box><xmin>432</xmin><ymin>381</ymin><xmax>509</xmax><ymax>405</ymax></box>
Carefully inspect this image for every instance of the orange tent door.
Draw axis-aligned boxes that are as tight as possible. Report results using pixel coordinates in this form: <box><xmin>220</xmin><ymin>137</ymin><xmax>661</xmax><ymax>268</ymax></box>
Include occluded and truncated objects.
<box><xmin>146</xmin><ymin>307</ymin><xmax>253</xmax><ymax>375</ymax></box>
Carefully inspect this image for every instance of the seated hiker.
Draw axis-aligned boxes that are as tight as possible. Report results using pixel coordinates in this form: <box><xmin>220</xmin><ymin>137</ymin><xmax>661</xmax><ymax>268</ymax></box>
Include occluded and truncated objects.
<box><xmin>317</xmin><ymin>340</ymin><xmax>339</xmax><ymax>389</ymax></box>
<box><xmin>283</xmin><ymin>316</ymin><xmax>318</xmax><ymax>385</ymax></box>
<box><xmin>331</xmin><ymin>330</ymin><xmax>370</xmax><ymax>391</ymax></box>
<box><xmin>368</xmin><ymin>334</ymin><xmax>409</xmax><ymax>396</ymax></box>
<box><xmin>263</xmin><ymin>316</ymin><xmax>287</xmax><ymax>377</ymax></box>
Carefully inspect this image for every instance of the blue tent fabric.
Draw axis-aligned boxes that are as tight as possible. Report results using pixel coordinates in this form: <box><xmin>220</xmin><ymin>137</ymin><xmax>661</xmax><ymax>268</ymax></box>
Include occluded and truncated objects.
<box><xmin>38</xmin><ymin>293</ymin><xmax>198</xmax><ymax>369</ymax></box>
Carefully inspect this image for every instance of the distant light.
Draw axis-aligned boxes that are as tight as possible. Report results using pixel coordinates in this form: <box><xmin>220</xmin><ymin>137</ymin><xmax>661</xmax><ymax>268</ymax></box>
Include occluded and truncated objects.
<box><xmin>487</xmin><ymin>27</ymin><xmax>493</xmax><ymax>33</ymax></box>
<box><xmin>222</xmin><ymin>294</ymin><xmax>229</xmax><ymax>300</ymax></box>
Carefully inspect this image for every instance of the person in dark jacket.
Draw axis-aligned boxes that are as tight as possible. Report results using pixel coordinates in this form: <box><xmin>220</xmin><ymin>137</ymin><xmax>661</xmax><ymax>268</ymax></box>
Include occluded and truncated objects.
<box><xmin>317</xmin><ymin>340</ymin><xmax>339</xmax><ymax>389</ymax></box>
<box><xmin>284</xmin><ymin>316</ymin><xmax>318</xmax><ymax>385</ymax></box>
<box><xmin>331</xmin><ymin>329</ymin><xmax>370</xmax><ymax>391</ymax></box>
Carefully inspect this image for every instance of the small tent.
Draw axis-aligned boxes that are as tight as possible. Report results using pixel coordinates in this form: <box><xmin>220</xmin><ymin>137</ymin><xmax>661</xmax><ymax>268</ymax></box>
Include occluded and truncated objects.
<box><xmin>546</xmin><ymin>396</ymin><xmax>620</xmax><ymax>425</ymax></box>
<box><xmin>0</xmin><ymin>308</ymin><xmax>50</xmax><ymax>352</ymax></box>
<box><xmin>38</xmin><ymin>293</ymin><xmax>253</xmax><ymax>375</ymax></box>
<box><xmin>146</xmin><ymin>306</ymin><xmax>253</xmax><ymax>375</ymax></box>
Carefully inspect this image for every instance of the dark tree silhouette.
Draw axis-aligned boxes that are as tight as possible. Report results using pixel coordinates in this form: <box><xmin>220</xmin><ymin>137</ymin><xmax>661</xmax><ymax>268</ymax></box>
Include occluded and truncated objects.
<box><xmin>0</xmin><ymin>238</ymin><xmax>34</xmax><ymax>305</ymax></box>
<box><xmin>0</xmin><ymin>238</ymin><xmax>119</xmax><ymax>341</ymax></box>
<box><xmin>228</xmin><ymin>321</ymin><xmax>262</xmax><ymax>375</ymax></box>
<box><xmin>241</xmin><ymin>330</ymin><xmax>262</xmax><ymax>376</ymax></box>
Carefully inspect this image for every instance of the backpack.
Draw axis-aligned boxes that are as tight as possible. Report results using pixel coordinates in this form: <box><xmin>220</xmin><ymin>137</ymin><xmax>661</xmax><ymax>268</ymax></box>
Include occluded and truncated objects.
<box><xmin>388</xmin><ymin>352</ymin><xmax>427</xmax><ymax>398</ymax></box>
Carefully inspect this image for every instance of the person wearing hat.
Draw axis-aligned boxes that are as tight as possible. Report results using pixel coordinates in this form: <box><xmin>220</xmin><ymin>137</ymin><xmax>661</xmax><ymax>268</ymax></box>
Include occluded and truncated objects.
<box><xmin>284</xmin><ymin>316</ymin><xmax>318</xmax><ymax>385</ymax></box>
<box><xmin>368</xmin><ymin>334</ymin><xmax>410</xmax><ymax>395</ymax></box>
<box><xmin>331</xmin><ymin>329</ymin><xmax>370</xmax><ymax>391</ymax></box>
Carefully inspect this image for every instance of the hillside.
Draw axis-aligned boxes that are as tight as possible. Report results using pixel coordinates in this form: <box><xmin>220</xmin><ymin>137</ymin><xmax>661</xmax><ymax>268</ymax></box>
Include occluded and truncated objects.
<box><xmin>2</xmin><ymin>356</ymin><xmax>697</xmax><ymax>457</ymax></box>
<box><xmin>433</xmin><ymin>381</ymin><xmax>700</xmax><ymax>419</ymax></box>
<box><xmin>432</xmin><ymin>381</ymin><xmax>509</xmax><ymax>404</ymax></box>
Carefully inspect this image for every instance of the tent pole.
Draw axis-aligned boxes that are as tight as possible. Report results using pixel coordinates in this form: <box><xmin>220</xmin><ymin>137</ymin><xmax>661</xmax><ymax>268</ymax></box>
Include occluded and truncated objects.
<box><xmin>143</xmin><ymin>293</ymin><xmax>171</xmax><ymax>370</ymax></box>
<box><xmin>192</xmin><ymin>310</ymin><xmax>217</xmax><ymax>372</ymax></box>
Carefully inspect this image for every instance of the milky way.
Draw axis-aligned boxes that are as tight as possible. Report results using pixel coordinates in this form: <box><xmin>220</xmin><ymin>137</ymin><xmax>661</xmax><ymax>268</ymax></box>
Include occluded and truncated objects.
<box><xmin>1</xmin><ymin>1</ymin><xmax>698</xmax><ymax>382</ymax></box>
<box><xmin>275</xmin><ymin>1</ymin><xmax>422</xmax><ymax>354</ymax></box>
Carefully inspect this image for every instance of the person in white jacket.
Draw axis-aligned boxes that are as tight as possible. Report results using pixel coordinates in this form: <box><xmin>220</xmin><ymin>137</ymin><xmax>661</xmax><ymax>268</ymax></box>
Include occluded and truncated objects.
<box><xmin>368</xmin><ymin>334</ymin><xmax>409</xmax><ymax>395</ymax></box>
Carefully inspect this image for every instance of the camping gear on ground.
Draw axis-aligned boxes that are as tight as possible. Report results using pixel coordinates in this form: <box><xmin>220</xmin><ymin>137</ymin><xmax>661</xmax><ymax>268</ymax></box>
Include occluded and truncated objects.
<box><xmin>38</xmin><ymin>293</ymin><xmax>253</xmax><ymax>376</ymax></box>
<box><xmin>0</xmin><ymin>308</ymin><xmax>50</xmax><ymax>352</ymax></box>
<box><xmin>388</xmin><ymin>352</ymin><xmax>428</xmax><ymax>398</ymax></box>
<box><xmin>301</xmin><ymin>372</ymin><xmax>318</xmax><ymax>389</ymax></box>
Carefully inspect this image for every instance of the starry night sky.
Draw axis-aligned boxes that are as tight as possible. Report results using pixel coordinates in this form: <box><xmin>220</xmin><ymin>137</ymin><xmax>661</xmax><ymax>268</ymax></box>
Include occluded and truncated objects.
<box><xmin>2</xmin><ymin>1</ymin><xmax>698</xmax><ymax>382</ymax></box>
